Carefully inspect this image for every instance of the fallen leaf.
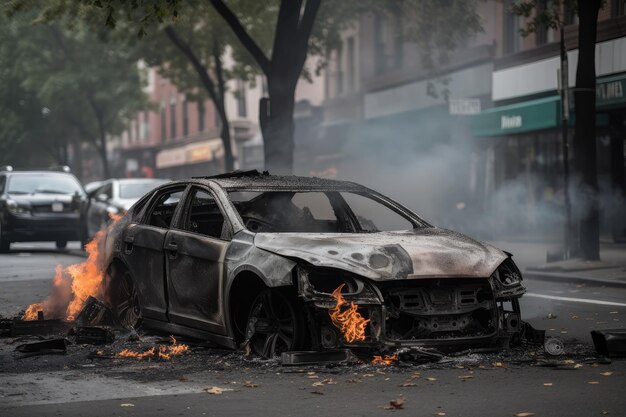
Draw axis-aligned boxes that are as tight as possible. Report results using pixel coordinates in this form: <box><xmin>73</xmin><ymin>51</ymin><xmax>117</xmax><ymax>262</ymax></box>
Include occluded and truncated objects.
<box><xmin>574</xmin><ymin>364</ymin><xmax>583</xmax><ymax>369</ymax></box>
<box><xmin>307</xmin><ymin>371</ymin><xmax>316</xmax><ymax>375</ymax></box>
<box><xmin>563</xmin><ymin>360</ymin><xmax>575</xmax><ymax>364</ymax></box>
<box><xmin>120</xmin><ymin>404</ymin><xmax>134</xmax><ymax>407</ymax></box>
<box><xmin>386</xmin><ymin>398</ymin><xmax>405</xmax><ymax>410</ymax></box>
<box><xmin>601</xmin><ymin>411</ymin><xmax>609</xmax><ymax>415</ymax></box>
<box><xmin>307</xmin><ymin>375</ymin><xmax>319</xmax><ymax>379</ymax></box>
<box><xmin>458</xmin><ymin>375</ymin><xmax>474</xmax><ymax>379</ymax></box>
<box><xmin>426</xmin><ymin>377</ymin><xmax>437</xmax><ymax>381</ymax></box>
<box><xmin>206</xmin><ymin>386</ymin><xmax>224</xmax><ymax>395</ymax></box>
<box><xmin>320</xmin><ymin>378</ymin><xmax>337</xmax><ymax>385</ymax></box>
<box><xmin>514</xmin><ymin>413</ymin><xmax>535</xmax><ymax>417</ymax></box>
<box><xmin>493</xmin><ymin>362</ymin><xmax>505</xmax><ymax>368</ymax></box>
<box><xmin>346</xmin><ymin>378</ymin><xmax>361</xmax><ymax>383</ymax></box>
<box><xmin>560</xmin><ymin>330</ymin><xmax>568</xmax><ymax>334</ymax></box>
<box><xmin>571</xmin><ymin>315</ymin><xmax>579</xmax><ymax>319</ymax></box>
<box><xmin>434</xmin><ymin>413</ymin><xmax>446</xmax><ymax>416</ymax></box>
<box><xmin>591</xmin><ymin>363</ymin><xmax>599</xmax><ymax>368</ymax></box>
<box><xmin>543</xmin><ymin>383</ymin><xmax>553</xmax><ymax>387</ymax></box>
<box><xmin>588</xmin><ymin>381</ymin><xmax>600</xmax><ymax>385</ymax></box>
<box><xmin>399</xmin><ymin>381</ymin><xmax>417</xmax><ymax>387</ymax></box>
<box><xmin>243</xmin><ymin>381</ymin><xmax>259</xmax><ymax>388</ymax></box>
<box><xmin>600</xmin><ymin>372</ymin><xmax>613</xmax><ymax>376</ymax></box>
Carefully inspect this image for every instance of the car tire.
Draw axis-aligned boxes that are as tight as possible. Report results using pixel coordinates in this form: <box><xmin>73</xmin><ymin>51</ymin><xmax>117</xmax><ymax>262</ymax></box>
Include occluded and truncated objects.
<box><xmin>107</xmin><ymin>263</ymin><xmax>142</xmax><ymax>329</ymax></box>
<box><xmin>0</xmin><ymin>223</ymin><xmax>9</xmax><ymax>253</ymax></box>
<box><xmin>56</xmin><ymin>240</ymin><xmax>68</xmax><ymax>250</ymax></box>
<box><xmin>246</xmin><ymin>288</ymin><xmax>306</xmax><ymax>358</ymax></box>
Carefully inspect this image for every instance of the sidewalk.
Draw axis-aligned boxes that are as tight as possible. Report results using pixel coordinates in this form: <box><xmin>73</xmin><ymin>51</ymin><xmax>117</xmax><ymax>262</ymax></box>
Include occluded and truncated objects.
<box><xmin>488</xmin><ymin>239</ymin><xmax>626</xmax><ymax>288</ymax></box>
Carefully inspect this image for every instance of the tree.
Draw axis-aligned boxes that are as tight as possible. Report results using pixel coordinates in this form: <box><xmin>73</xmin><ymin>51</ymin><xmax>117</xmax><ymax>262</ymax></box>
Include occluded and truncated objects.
<box><xmin>511</xmin><ymin>0</ymin><xmax>602</xmax><ymax>260</ymax></box>
<box><xmin>2</xmin><ymin>7</ymin><xmax>147</xmax><ymax>178</ymax></box>
<box><xmin>10</xmin><ymin>0</ymin><xmax>483</xmax><ymax>174</ymax></box>
<box><xmin>122</xmin><ymin>3</ymin><xmax>239</xmax><ymax>172</ymax></box>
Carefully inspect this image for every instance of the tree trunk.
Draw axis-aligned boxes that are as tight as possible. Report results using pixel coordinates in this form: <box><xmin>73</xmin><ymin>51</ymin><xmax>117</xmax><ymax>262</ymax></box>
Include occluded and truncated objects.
<box><xmin>261</xmin><ymin>87</ymin><xmax>295</xmax><ymax>174</ymax></box>
<box><xmin>573</xmin><ymin>0</ymin><xmax>601</xmax><ymax>260</ymax></box>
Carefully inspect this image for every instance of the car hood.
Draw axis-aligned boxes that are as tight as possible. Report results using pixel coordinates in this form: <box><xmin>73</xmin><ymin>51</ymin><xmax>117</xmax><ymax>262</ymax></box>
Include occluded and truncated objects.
<box><xmin>254</xmin><ymin>228</ymin><xmax>507</xmax><ymax>281</ymax></box>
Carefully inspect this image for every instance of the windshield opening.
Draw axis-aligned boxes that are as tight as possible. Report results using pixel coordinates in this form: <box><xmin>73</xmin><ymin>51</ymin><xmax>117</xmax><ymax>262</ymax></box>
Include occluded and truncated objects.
<box><xmin>227</xmin><ymin>190</ymin><xmax>416</xmax><ymax>233</ymax></box>
<box><xmin>7</xmin><ymin>174</ymin><xmax>82</xmax><ymax>195</ymax></box>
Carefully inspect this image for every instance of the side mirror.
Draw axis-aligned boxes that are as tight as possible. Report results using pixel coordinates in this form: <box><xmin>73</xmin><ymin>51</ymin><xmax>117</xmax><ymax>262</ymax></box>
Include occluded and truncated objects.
<box><xmin>96</xmin><ymin>193</ymin><xmax>109</xmax><ymax>202</ymax></box>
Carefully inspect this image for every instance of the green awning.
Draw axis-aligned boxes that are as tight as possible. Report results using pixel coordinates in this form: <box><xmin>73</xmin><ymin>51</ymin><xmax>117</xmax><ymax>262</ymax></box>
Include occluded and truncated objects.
<box><xmin>472</xmin><ymin>96</ymin><xmax>560</xmax><ymax>137</ymax></box>
<box><xmin>472</xmin><ymin>95</ymin><xmax>610</xmax><ymax>137</ymax></box>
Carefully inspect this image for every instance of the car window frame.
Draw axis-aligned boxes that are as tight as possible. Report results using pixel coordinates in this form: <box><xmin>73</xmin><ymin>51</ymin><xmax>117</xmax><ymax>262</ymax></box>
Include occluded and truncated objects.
<box><xmin>140</xmin><ymin>184</ymin><xmax>189</xmax><ymax>229</ymax></box>
<box><xmin>174</xmin><ymin>185</ymin><xmax>234</xmax><ymax>241</ymax></box>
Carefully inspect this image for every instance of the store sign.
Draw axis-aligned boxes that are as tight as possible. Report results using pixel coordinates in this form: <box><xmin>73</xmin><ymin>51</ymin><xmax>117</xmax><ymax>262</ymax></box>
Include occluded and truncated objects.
<box><xmin>500</xmin><ymin>115</ymin><xmax>522</xmax><ymax>129</ymax></box>
<box><xmin>449</xmin><ymin>98</ymin><xmax>481</xmax><ymax>115</ymax></box>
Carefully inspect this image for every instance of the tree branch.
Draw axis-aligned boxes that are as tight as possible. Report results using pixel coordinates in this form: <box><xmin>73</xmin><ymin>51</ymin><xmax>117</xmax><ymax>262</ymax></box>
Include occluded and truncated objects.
<box><xmin>164</xmin><ymin>26</ymin><xmax>221</xmax><ymax>107</ymax></box>
<box><xmin>209</xmin><ymin>0</ymin><xmax>271</xmax><ymax>75</ymax></box>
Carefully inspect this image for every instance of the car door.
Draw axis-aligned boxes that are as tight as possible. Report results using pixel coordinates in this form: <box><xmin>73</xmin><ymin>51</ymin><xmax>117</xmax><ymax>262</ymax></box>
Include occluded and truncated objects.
<box><xmin>164</xmin><ymin>186</ymin><xmax>231</xmax><ymax>334</ymax></box>
<box><xmin>122</xmin><ymin>185</ymin><xmax>186</xmax><ymax>322</ymax></box>
<box><xmin>88</xmin><ymin>182</ymin><xmax>112</xmax><ymax>236</ymax></box>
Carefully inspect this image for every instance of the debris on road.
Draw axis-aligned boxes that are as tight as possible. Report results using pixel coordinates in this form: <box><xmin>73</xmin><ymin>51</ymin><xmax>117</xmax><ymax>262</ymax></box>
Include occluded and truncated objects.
<box><xmin>281</xmin><ymin>349</ymin><xmax>357</xmax><ymax>366</ymax></box>
<box><xmin>591</xmin><ymin>329</ymin><xmax>626</xmax><ymax>358</ymax></box>
<box><xmin>73</xmin><ymin>326</ymin><xmax>115</xmax><ymax>345</ymax></box>
<box><xmin>15</xmin><ymin>338</ymin><xmax>68</xmax><ymax>357</ymax></box>
<box><xmin>75</xmin><ymin>296</ymin><xmax>114</xmax><ymax>326</ymax></box>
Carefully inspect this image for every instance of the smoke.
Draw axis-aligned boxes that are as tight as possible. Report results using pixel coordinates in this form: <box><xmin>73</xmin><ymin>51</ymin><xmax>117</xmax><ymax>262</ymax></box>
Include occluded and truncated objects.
<box><xmin>308</xmin><ymin>111</ymin><xmax>625</xmax><ymax>245</ymax></box>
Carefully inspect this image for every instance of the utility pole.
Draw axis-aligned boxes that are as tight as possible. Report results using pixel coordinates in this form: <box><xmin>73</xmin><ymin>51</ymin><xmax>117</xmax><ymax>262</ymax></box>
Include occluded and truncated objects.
<box><xmin>558</xmin><ymin>26</ymin><xmax>573</xmax><ymax>259</ymax></box>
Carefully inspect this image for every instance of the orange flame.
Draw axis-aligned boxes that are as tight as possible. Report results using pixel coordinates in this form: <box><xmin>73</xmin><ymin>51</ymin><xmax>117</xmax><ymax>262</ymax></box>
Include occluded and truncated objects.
<box><xmin>116</xmin><ymin>336</ymin><xmax>189</xmax><ymax>360</ymax></box>
<box><xmin>372</xmin><ymin>354</ymin><xmax>398</xmax><ymax>365</ymax></box>
<box><xmin>22</xmin><ymin>216</ymin><xmax>122</xmax><ymax>321</ymax></box>
<box><xmin>329</xmin><ymin>284</ymin><xmax>370</xmax><ymax>343</ymax></box>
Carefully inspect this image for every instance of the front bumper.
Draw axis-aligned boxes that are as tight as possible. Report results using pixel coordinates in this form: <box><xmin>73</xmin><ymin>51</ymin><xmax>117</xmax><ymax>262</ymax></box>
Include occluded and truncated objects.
<box><xmin>297</xmin><ymin>266</ymin><xmax>525</xmax><ymax>353</ymax></box>
<box><xmin>2</xmin><ymin>212</ymin><xmax>83</xmax><ymax>242</ymax></box>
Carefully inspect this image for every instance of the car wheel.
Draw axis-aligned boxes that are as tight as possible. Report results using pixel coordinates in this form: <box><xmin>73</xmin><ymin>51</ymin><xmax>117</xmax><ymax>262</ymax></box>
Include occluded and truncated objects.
<box><xmin>0</xmin><ymin>223</ymin><xmax>9</xmax><ymax>253</ymax></box>
<box><xmin>56</xmin><ymin>240</ymin><xmax>68</xmax><ymax>249</ymax></box>
<box><xmin>108</xmin><ymin>264</ymin><xmax>142</xmax><ymax>329</ymax></box>
<box><xmin>247</xmin><ymin>288</ymin><xmax>306</xmax><ymax>358</ymax></box>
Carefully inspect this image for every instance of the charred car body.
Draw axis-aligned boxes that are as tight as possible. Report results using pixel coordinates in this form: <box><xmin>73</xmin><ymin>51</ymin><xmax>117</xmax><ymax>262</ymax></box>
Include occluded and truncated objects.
<box><xmin>103</xmin><ymin>171</ymin><xmax>527</xmax><ymax>358</ymax></box>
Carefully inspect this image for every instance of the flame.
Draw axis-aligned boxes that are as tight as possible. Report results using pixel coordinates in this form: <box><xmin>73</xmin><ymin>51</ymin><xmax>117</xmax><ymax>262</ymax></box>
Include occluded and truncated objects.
<box><xmin>22</xmin><ymin>216</ymin><xmax>122</xmax><ymax>321</ymax></box>
<box><xmin>329</xmin><ymin>284</ymin><xmax>370</xmax><ymax>343</ymax></box>
<box><xmin>372</xmin><ymin>354</ymin><xmax>398</xmax><ymax>365</ymax></box>
<box><xmin>116</xmin><ymin>336</ymin><xmax>189</xmax><ymax>360</ymax></box>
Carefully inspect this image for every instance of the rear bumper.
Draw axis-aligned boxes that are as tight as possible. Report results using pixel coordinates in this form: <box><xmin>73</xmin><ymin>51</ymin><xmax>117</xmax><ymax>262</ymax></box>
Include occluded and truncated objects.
<box><xmin>2</xmin><ymin>212</ymin><xmax>82</xmax><ymax>242</ymax></box>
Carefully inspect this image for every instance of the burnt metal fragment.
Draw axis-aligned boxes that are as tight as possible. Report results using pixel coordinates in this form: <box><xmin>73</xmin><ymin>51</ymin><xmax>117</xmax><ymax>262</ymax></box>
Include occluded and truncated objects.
<box><xmin>521</xmin><ymin>322</ymin><xmax>546</xmax><ymax>345</ymax></box>
<box><xmin>281</xmin><ymin>349</ymin><xmax>356</xmax><ymax>366</ymax></box>
<box><xmin>74</xmin><ymin>326</ymin><xmax>115</xmax><ymax>345</ymax></box>
<box><xmin>15</xmin><ymin>338</ymin><xmax>68</xmax><ymax>357</ymax></box>
<box><xmin>591</xmin><ymin>329</ymin><xmax>626</xmax><ymax>358</ymax></box>
<box><xmin>11</xmin><ymin>318</ymin><xmax>73</xmax><ymax>337</ymax></box>
<box><xmin>75</xmin><ymin>296</ymin><xmax>114</xmax><ymax>326</ymax></box>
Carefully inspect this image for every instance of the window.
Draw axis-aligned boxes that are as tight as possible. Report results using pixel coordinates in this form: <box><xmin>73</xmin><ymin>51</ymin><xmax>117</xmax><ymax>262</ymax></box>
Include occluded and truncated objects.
<box><xmin>182</xmin><ymin>188</ymin><xmax>228</xmax><ymax>239</ymax></box>
<box><xmin>236</xmin><ymin>80</ymin><xmax>247</xmax><ymax>118</ymax></box>
<box><xmin>169</xmin><ymin>94</ymin><xmax>177</xmax><ymax>140</ymax></box>
<box><xmin>95</xmin><ymin>183</ymin><xmax>112</xmax><ymax>199</ymax></box>
<box><xmin>182</xmin><ymin>98</ymin><xmax>189</xmax><ymax>137</ymax></box>
<box><xmin>346</xmin><ymin>37</ymin><xmax>356</xmax><ymax>93</ymax></box>
<box><xmin>198</xmin><ymin>101</ymin><xmax>205</xmax><ymax>132</ymax></box>
<box><xmin>140</xmin><ymin>112</ymin><xmax>149</xmax><ymax>142</ymax></box>
<box><xmin>341</xmin><ymin>192</ymin><xmax>414</xmax><ymax>232</ymax></box>
<box><xmin>147</xmin><ymin>188</ymin><xmax>184</xmax><ymax>228</ymax></box>
<box><xmin>613</xmin><ymin>0</ymin><xmax>626</xmax><ymax>16</ymax></box>
<box><xmin>335</xmin><ymin>42</ymin><xmax>344</xmax><ymax>95</ymax></box>
<box><xmin>160</xmin><ymin>100</ymin><xmax>167</xmax><ymax>142</ymax></box>
<box><xmin>0</xmin><ymin>176</ymin><xmax>6</xmax><ymax>193</ymax></box>
<box><xmin>504</xmin><ymin>0</ymin><xmax>522</xmax><ymax>54</ymax></box>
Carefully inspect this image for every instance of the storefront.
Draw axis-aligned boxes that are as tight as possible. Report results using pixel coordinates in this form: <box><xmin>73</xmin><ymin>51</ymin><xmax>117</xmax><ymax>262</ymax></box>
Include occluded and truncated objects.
<box><xmin>155</xmin><ymin>138</ymin><xmax>227</xmax><ymax>179</ymax></box>
<box><xmin>472</xmin><ymin>72</ymin><xmax>626</xmax><ymax>238</ymax></box>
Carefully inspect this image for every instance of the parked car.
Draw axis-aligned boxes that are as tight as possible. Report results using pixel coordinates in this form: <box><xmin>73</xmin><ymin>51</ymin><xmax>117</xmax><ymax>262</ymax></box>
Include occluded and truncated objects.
<box><xmin>0</xmin><ymin>166</ymin><xmax>87</xmax><ymax>252</ymax></box>
<box><xmin>85</xmin><ymin>178</ymin><xmax>169</xmax><ymax>238</ymax></box>
<box><xmin>102</xmin><ymin>170</ymin><xmax>527</xmax><ymax>358</ymax></box>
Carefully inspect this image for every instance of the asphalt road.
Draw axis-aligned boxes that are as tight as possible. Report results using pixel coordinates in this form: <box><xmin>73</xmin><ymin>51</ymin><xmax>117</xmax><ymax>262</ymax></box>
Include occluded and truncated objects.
<box><xmin>1</xmin><ymin>243</ymin><xmax>625</xmax><ymax>417</ymax></box>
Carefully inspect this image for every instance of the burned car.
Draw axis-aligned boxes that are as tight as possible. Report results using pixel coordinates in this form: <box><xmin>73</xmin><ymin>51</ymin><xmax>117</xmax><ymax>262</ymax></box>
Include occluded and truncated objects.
<box><xmin>102</xmin><ymin>171</ymin><xmax>526</xmax><ymax>358</ymax></box>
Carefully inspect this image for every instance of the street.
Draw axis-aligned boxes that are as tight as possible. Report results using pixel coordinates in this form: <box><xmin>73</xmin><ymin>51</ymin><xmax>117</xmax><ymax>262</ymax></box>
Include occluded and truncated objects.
<box><xmin>1</xmin><ymin>244</ymin><xmax>625</xmax><ymax>417</ymax></box>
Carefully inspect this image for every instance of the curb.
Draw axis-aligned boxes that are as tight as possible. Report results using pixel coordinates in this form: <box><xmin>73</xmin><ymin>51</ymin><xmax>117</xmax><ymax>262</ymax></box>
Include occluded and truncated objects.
<box><xmin>523</xmin><ymin>270</ymin><xmax>626</xmax><ymax>289</ymax></box>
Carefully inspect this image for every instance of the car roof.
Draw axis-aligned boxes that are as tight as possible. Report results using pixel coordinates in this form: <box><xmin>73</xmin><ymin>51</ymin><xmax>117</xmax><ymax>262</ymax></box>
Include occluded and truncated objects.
<box><xmin>116</xmin><ymin>178</ymin><xmax>169</xmax><ymax>184</ymax></box>
<box><xmin>188</xmin><ymin>171</ymin><xmax>368</xmax><ymax>192</ymax></box>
